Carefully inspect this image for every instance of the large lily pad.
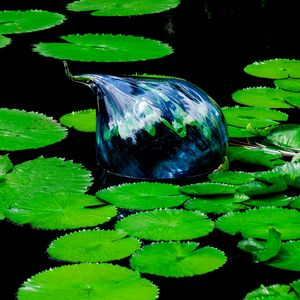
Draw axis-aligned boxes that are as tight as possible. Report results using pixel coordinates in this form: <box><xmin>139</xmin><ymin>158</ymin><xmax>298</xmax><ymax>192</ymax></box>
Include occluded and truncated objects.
<box><xmin>33</xmin><ymin>34</ymin><xmax>173</xmax><ymax>62</ymax></box>
<box><xmin>67</xmin><ymin>0</ymin><xmax>180</xmax><ymax>16</ymax></box>
<box><xmin>0</xmin><ymin>108</ymin><xmax>67</xmax><ymax>151</ymax></box>
<box><xmin>180</xmin><ymin>182</ymin><xmax>237</xmax><ymax>196</ymax></box>
<box><xmin>115</xmin><ymin>209</ymin><xmax>214</xmax><ymax>241</ymax></box>
<box><xmin>60</xmin><ymin>109</ymin><xmax>96</xmax><ymax>132</ymax></box>
<box><xmin>245</xmin><ymin>194</ymin><xmax>292</xmax><ymax>208</ymax></box>
<box><xmin>0</xmin><ymin>35</ymin><xmax>11</xmax><ymax>48</ymax></box>
<box><xmin>130</xmin><ymin>242</ymin><xmax>227</xmax><ymax>277</ymax></box>
<box><xmin>208</xmin><ymin>171</ymin><xmax>255</xmax><ymax>185</ymax></box>
<box><xmin>275</xmin><ymin>78</ymin><xmax>300</xmax><ymax>92</ymax></box>
<box><xmin>18</xmin><ymin>263</ymin><xmax>159</xmax><ymax>300</ymax></box>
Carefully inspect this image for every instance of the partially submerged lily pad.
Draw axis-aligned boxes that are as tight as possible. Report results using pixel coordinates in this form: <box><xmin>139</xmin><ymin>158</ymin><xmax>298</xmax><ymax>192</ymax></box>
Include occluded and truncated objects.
<box><xmin>130</xmin><ymin>241</ymin><xmax>227</xmax><ymax>277</ymax></box>
<box><xmin>96</xmin><ymin>182</ymin><xmax>189</xmax><ymax>210</ymax></box>
<box><xmin>0</xmin><ymin>108</ymin><xmax>67</xmax><ymax>151</ymax></box>
<box><xmin>18</xmin><ymin>263</ymin><xmax>159</xmax><ymax>300</ymax></box>
<box><xmin>47</xmin><ymin>229</ymin><xmax>140</xmax><ymax>262</ymax></box>
<box><xmin>115</xmin><ymin>209</ymin><xmax>214</xmax><ymax>241</ymax></box>
<box><xmin>0</xmin><ymin>35</ymin><xmax>11</xmax><ymax>48</ymax></box>
<box><xmin>208</xmin><ymin>171</ymin><xmax>255</xmax><ymax>185</ymax></box>
<box><xmin>275</xmin><ymin>78</ymin><xmax>300</xmax><ymax>92</ymax></box>
<box><xmin>67</xmin><ymin>0</ymin><xmax>180</xmax><ymax>16</ymax></box>
<box><xmin>180</xmin><ymin>182</ymin><xmax>237</xmax><ymax>196</ymax></box>
<box><xmin>245</xmin><ymin>194</ymin><xmax>292</xmax><ymax>208</ymax></box>
<box><xmin>33</xmin><ymin>34</ymin><xmax>173</xmax><ymax>62</ymax></box>
<box><xmin>60</xmin><ymin>109</ymin><xmax>96</xmax><ymax>132</ymax></box>
<box><xmin>215</xmin><ymin>207</ymin><xmax>300</xmax><ymax>240</ymax></box>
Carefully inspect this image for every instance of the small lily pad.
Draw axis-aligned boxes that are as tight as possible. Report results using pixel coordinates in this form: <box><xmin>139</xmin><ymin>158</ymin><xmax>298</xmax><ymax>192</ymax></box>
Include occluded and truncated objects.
<box><xmin>227</xmin><ymin>126</ymin><xmax>258</xmax><ymax>138</ymax></box>
<box><xmin>115</xmin><ymin>209</ymin><xmax>214</xmax><ymax>241</ymax></box>
<box><xmin>246</xmin><ymin>194</ymin><xmax>292</xmax><ymax>208</ymax></box>
<box><xmin>215</xmin><ymin>207</ymin><xmax>300</xmax><ymax>240</ymax></box>
<box><xmin>0</xmin><ymin>35</ymin><xmax>11</xmax><ymax>48</ymax></box>
<box><xmin>291</xmin><ymin>280</ymin><xmax>300</xmax><ymax>294</ymax></box>
<box><xmin>290</xmin><ymin>196</ymin><xmax>300</xmax><ymax>209</ymax></box>
<box><xmin>180</xmin><ymin>182</ymin><xmax>237</xmax><ymax>196</ymax></box>
<box><xmin>18</xmin><ymin>263</ymin><xmax>159</xmax><ymax>300</ymax></box>
<box><xmin>5</xmin><ymin>193</ymin><xmax>117</xmax><ymax>230</ymax></box>
<box><xmin>275</xmin><ymin>78</ymin><xmax>300</xmax><ymax>92</ymax></box>
<box><xmin>33</xmin><ymin>34</ymin><xmax>173</xmax><ymax>62</ymax></box>
<box><xmin>0</xmin><ymin>10</ymin><xmax>65</xmax><ymax>34</ymax></box>
<box><xmin>267</xmin><ymin>240</ymin><xmax>300</xmax><ymax>271</ymax></box>
<box><xmin>244</xmin><ymin>59</ymin><xmax>300</xmax><ymax>79</ymax></box>
<box><xmin>0</xmin><ymin>108</ymin><xmax>67</xmax><ymax>151</ymax></box>
<box><xmin>208</xmin><ymin>171</ymin><xmax>255</xmax><ymax>185</ymax></box>
<box><xmin>67</xmin><ymin>0</ymin><xmax>180</xmax><ymax>16</ymax></box>
<box><xmin>130</xmin><ymin>241</ymin><xmax>227</xmax><ymax>277</ymax></box>
<box><xmin>47</xmin><ymin>229</ymin><xmax>140</xmax><ymax>262</ymax></box>
<box><xmin>60</xmin><ymin>109</ymin><xmax>96</xmax><ymax>132</ymax></box>
<box><xmin>96</xmin><ymin>182</ymin><xmax>189</xmax><ymax>210</ymax></box>
<box><xmin>0</xmin><ymin>155</ymin><xmax>13</xmax><ymax>179</ymax></box>
<box><xmin>237</xmin><ymin>181</ymin><xmax>269</xmax><ymax>196</ymax></box>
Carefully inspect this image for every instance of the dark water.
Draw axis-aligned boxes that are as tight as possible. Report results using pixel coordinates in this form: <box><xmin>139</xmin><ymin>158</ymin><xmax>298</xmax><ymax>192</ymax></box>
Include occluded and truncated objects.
<box><xmin>1</xmin><ymin>0</ymin><xmax>300</xmax><ymax>299</ymax></box>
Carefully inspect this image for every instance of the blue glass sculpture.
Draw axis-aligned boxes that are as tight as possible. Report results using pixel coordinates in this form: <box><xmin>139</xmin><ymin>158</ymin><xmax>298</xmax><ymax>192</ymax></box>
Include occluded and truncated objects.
<box><xmin>64</xmin><ymin>63</ymin><xmax>228</xmax><ymax>180</ymax></box>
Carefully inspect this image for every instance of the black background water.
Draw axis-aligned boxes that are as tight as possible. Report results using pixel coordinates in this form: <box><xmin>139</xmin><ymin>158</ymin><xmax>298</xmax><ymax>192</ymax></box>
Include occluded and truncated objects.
<box><xmin>0</xmin><ymin>0</ymin><xmax>300</xmax><ymax>299</ymax></box>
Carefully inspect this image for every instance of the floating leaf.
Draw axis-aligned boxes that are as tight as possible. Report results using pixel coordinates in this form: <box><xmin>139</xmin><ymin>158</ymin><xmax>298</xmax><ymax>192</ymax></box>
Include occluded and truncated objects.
<box><xmin>227</xmin><ymin>146</ymin><xmax>284</xmax><ymax>169</ymax></box>
<box><xmin>0</xmin><ymin>155</ymin><xmax>13</xmax><ymax>179</ymax></box>
<box><xmin>244</xmin><ymin>58</ymin><xmax>300</xmax><ymax>79</ymax></box>
<box><xmin>227</xmin><ymin>126</ymin><xmax>258</xmax><ymax>138</ymax></box>
<box><xmin>184</xmin><ymin>194</ymin><xmax>249</xmax><ymax>214</ymax></box>
<box><xmin>0</xmin><ymin>35</ymin><xmax>11</xmax><ymax>48</ymax></box>
<box><xmin>48</xmin><ymin>229</ymin><xmax>140</xmax><ymax>262</ymax></box>
<box><xmin>291</xmin><ymin>280</ymin><xmax>300</xmax><ymax>294</ymax></box>
<box><xmin>115</xmin><ymin>209</ymin><xmax>214</xmax><ymax>241</ymax></box>
<box><xmin>246</xmin><ymin>194</ymin><xmax>292</xmax><ymax>208</ymax></box>
<box><xmin>208</xmin><ymin>171</ymin><xmax>255</xmax><ymax>185</ymax></box>
<box><xmin>215</xmin><ymin>207</ymin><xmax>300</xmax><ymax>240</ymax></box>
<box><xmin>267</xmin><ymin>240</ymin><xmax>300</xmax><ymax>271</ymax></box>
<box><xmin>180</xmin><ymin>182</ymin><xmax>237</xmax><ymax>196</ymax></box>
<box><xmin>275</xmin><ymin>78</ymin><xmax>300</xmax><ymax>92</ymax></box>
<box><xmin>244</xmin><ymin>284</ymin><xmax>298</xmax><ymax>300</ymax></box>
<box><xmin>0</xmin><ymin>157</ymin><xmax>92</xmax><ymax>216</ymax></box>
<box><xmin>0</xmin><ymin>108</ymin><xmax>67</xmax><ymax>151</ymax></box>
<box><xmin>222</xmin><ymin>106</ymin><xmax>288</xmax><ymax>128</ymax></box>
<box><xmin>238</xmin><ymin>228</ymin><xmax>281</xmax><ymax>262</ymax></box>
<box><xmin>60</xmin><ymin>109</ymin><xmax>96</xmax><ymax>132</ymax></box>
<box><xmin>236</xmin><ymin>181</ymin><xmax>269</xmax><ymax>196</ymax></box>
<box><xmin>130</xmin><ymin>242</ymin><xmax>227</xmax><ymax>277</ymax></box>
<box><xmin>265</xmin><ymin>124</ymin><xmax>300</xmax><ymax>151</ymax></box>
<box><xmin>5</xmin><ymin>193</ymin><xmax>117</xmax><ymax>230</ymax></box>
<box><xmin>33</xmin><ymin>34</ymin><xmax>173</xmax><ymax>62</ymax></box>
<box><xmin>18</xmin><ymin>263</ymin><xmax>159</xmax><ymax>300</ymax></box>
<box><xmin>96</xmin><ymin>182</ymin><xmax>189</xmax><ymax>210</ymax></box>
<box><xmin>0</xmin><ymin>10</ymin><xmax>65</xmax><ymax>34</ymax></box>
<box><xmin>67</xmin><ymin>0</ymin><xmax>180</xmax><ymax>16</ymax></box>
<box><xmin>290</xmin><ymin>196</ymin><xmax>300</xmax><ymax>209</ymax></box>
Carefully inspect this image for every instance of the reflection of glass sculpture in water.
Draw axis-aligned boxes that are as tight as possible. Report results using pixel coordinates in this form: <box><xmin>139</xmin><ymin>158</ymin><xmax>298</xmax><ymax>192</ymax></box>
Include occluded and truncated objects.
<box><xmin>65</xmin><ymin>63</ymin><xmax>228</xmax><ymax>180</ymax></box>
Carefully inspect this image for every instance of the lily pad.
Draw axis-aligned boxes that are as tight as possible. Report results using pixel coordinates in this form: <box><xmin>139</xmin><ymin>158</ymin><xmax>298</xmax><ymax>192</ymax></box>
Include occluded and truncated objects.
<box><xmin>291</xmin><ymin>280</ymin><xmax>300</xmax><ymax>294</ymax></box>
<box><xmin>33</xmin><ymin>34</ymin><xmax>173</xmax><ymax>62</ymax></box>
<box><xmin>130</xmin><ymin>241</ymin><xmax>227</xmax><ymax>277</ymax></box>
<box><xmin>227</xmin><ymin>126</ymin><xmax>258</xmax><ymax>138</ymax></box>
<box><xmin>275</xmin><ymin>78</ymin><xmax>300</xmax><ymax>92</ymax></box>
<box><xmin>96</xmin><ymin>182</ymin><xmax>189</xmax><ymax>210</ymax></box>
<box><xmin>237</xmin><ymin>181</ymin><xmax>270</xmax><ymax>196</ymax></box>
<box><xmin>215</xmin><ymin>207</ymin><xmax>300</xmax><ymax>240</ymax></box>
<box><xmin>267</xmin><ymin>240</ymin><xmax>300</xmax><ymax>271</ymax></box>
<box><xmin>60</xmin><ymin>109</ymin><xmax>96</xmax><ymax>132</ymax></box>
<box><xmin>18</xmin><ymin>263</ymin><xmax>159</xmax><ymax>300</ymax></box>
<box><xmin>180</xmin><ymin>182</ymin><xmax>237</xmax><ymax>196</ymax></box>
<box><xmin>222</xmin><ymin>106</ymin><xmax>288</xmax><ymax>128</ymax></box>
<box><xmin>0</xmin><ymin>10</ymin><xmax>65</xmax><ymax>34</ymax></box>
<box><xmin>0</xmin><ymin>35</ymin><xmax>11</xmax><ymax>48</ymax></box>
<box><xmin>208</xmin><ymin>171</ymin><xmax>255</xmax><ymax>185</ymax></box>
<box><xmin>115</xmin><ymin>209</ymin><xmax>214</xmax><ymax>241</ymax></box>
<box><xmin>246</xmin><ymin>194</ymin><xmax>292</xmax><ymax>208</ymax></box>
<box><xmin>184</xmin><ymin>194</ymin><xmax>249</xmax><ymax>214</ymax></box>
<box><xmin>244</xmin><ymin>59</ymin><xmax>300</xmax><ymax>79</ymax></box>
<box><xmin>0</xmin><ymin>108</ymin><xmax>67</xmax><ymax>151</ymax></box>
<box><xmin>67</xmin><ymin>0</ymin><xmax>180</xmax><ymax>16</ymax></box>
<box><xmin>0</xmin><ymin>155</ymin><xmax>13</xmax><ymax>179</ymax></box>
<box><xmin>290</xmin><ymin>196</ymin><xmax>300</xmax><ymax>209</ymax></box>
<box><xmin>5</xmin><ymin>193</ymin><xmax>117</xmax><ymax>230</ymax></box>
<box><xmin>47</xmin><ymin>229</ymin><xmax>140</xmax><ymax>262</ymax></box>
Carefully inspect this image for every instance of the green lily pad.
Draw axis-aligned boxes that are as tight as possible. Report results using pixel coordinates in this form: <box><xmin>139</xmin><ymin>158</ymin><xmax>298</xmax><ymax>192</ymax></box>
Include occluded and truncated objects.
<box><xmin>180</xmin><ymin>182</ymin><xmax>237</xmax><ymax>196</ymax></box>
<box><xmin>291</xmin><ymin>280</ymin><xmax>300</xmax><ymax>294</ymax></box>
<box><xmin>96</xmin><ymin>182</ymin><xmax>189</xmax><ymax>210</ymax></box>
<box><xmin>0</xmin><ymin>10</ymin><xmax>65</xmax><ymax>34</ymax></box>
<box><xmin>244</xmin><ymin>59</ymin><xmax>300</xmax><ymax>79</ymax></box>
<box><xmin>0</xmin><ymin>155</ymin><xmax>13</xmax><ymax>179</ymax></box>
<box><xmin>275</xmin><ymin>78</ymin><xmax>300</xmax><ymax>92</ymax></box>
<box><xmin>130</xmin><ymin>242</ymin><xmax>227</xmax><ymax>277</ymax></box>
<box><xmin>0</xmin><ymin>35</ymin><xmax>11</xmax><ymax>48</ymax></box>
<box><xmin>222</xmin><ymin>106</ymin><xmax>288</xmax><ymax>128</ymax></box>
<box><xmin>33</xmin><ymin>34</ymin><xmax>173</xmax><ymax>62</ymax></box>
<box><xmin>184</xmin><ymin>194</ymin><xmax>249</xmax><ymax>214</ymax></box>
<box><xmin>208</xmin><ymin>171</ymin><xmax>255</xmax><ymax>185</ymax></box>
<box><xmin>18</xmin><ymin>263</ymin><xmax>159</xmax><ymax>300</ymax></box>
<box><xmin>0</xmin><ymin>108</ymin><xmax>67</xmax><ymax>151</ymax></box>
<box><xmin>238</xmin><ymin>228</ymin><xmax>282</xmax><ymax>262</ymax></box>
<box><xmin>246</xmin><ymin>194</ymin><xmax>292</xmax><ymax>208</ymax></box>
<box><xmin>265</xmin><ymin>124</ymin><xmax>300</xmax><ymax>151</ymax></box>
<box><xmin>47</xmin><ymin>229</ymin><xmax>140</xmax><ymax>262</ymax></box>
<box><xmin>244</xmin><ymin>284</ymin><xmax>298</xmax><ymax>300</ymax></box>
<box><xmin>290</xmin><ymin>196</ymin><xmax>300</xmax><ymax>209</ymax></box>
<box><xmin>5</xmin><ymin>193</ymin><xmax>117</xmax><ymax>230</ymax></box>
<box><xmin>67</xmin><ymin>0</ymin><xmax>180</xmax><ymax>16</ymax></box>
<box><xmin>267</xmin><ymin>240</ymin><xmax>300</xmax><ymax>271</ymax></box>
<box><xmin>0</xmin><ymin>156</ymin><xmax>92</xmax><ymax>218</ymax></box>
<box><xmin>236</xmin><ymin>181</ymin><xmax>270</xmax><ymax>196</ymax></box>
<box><xmin>115</xmin><ymin>209</ymin><xmax>214</xmax><ymax>241</ymax></box>
<box><xmin>215</xmin><ymin>207</ymin><xmax>300</xmax><ymax>240</ymax></box>
<box><xmin>227</xmin><ymin>126</ymin><xmax>258</xmax><ymax>138</ymax></box>
<box><xmin>60</xmin><ymin>109</ymin><xmax>96</xmax><ymax>132</ymax></box>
